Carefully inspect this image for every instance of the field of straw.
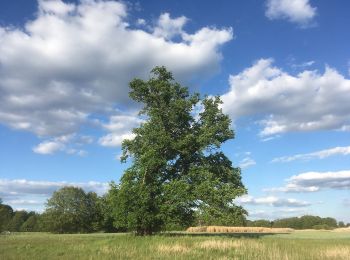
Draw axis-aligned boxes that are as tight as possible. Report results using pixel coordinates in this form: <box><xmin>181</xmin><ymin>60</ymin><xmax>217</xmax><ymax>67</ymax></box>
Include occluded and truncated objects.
<box><xmin>186</xmin><ymin>226</ymin><xmax>294</xmax><ymax>233</ymax></box>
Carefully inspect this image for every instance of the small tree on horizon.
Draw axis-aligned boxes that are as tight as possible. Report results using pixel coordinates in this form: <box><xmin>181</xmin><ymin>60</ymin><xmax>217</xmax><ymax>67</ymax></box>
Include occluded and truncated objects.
<box><xmin>113</xmin><ymin>66</ymin><xmax>247</xmax><ymax>235</ymax></box>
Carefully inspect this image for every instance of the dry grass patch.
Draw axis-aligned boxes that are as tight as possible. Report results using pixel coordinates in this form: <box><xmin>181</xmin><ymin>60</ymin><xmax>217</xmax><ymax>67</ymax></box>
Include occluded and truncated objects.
<box><xmin>333</xmin><ymin>227</ymin><xmax>350</xmax><ymax>232</ymax></box>
<box><xmin>187</xmin><ymin>226</ymin><xmax>293</xmax><ymax>233</ymax></box>
<box><xmin>157</xmin><ymin>244</ymin><xmax>189</xmax><ymax>254</ymax></box>
<box><xmin>197</xmin><ymin>240</ymin><xmax>242</xmax><ymax>250</ymax></box>
<box><xmin>99</xmin><ymin>245</ymin><xmax>118</xmax><ymax>255</ymax></box>
<box><xmin>320</xmin><ymin>246</ymin><xmax>350</xmax><ymax>259</ymax></box>
<box><xmin>196</xmin><ymin>239</ymin><xmax>264</xmax><ymax>252</ymax></box>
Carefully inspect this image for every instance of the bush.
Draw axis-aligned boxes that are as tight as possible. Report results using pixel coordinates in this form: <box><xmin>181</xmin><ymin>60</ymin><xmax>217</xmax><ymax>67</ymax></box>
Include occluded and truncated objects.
<box><xmin>312</xmin><ymin>224</ymin><xmax>333</xmax><ymax>230</ymax></box>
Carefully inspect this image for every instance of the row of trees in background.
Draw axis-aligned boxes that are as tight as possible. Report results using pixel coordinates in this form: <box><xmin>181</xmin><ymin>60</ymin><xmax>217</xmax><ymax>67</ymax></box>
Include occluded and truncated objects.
<box><xmin>0</xmin><ymin>199</ymin><xmax>40</xmax><ymax>232</ymax></box>
<box><xmin>0</xmin><ymin>188</ymin><xmax>115</xmax><ymax>233</ymax></box>
<box><xmin>0</xmin><ymin>184</ymin><xmax>240</xmax><ymax>233</ymax></box>
<box><xmin>247</xmin><ymin>216</ymin><xmax>349</xmax><ymax>230</ymax></box>
<box><xmin>0</xmin><ymin>187</ymin><xmax>120</xmax><ymax>234</ymax></box>
<box><xmin>1</xmin><ymin>188</ymin><xmax>349</xmax><ymax>233</ymax></box>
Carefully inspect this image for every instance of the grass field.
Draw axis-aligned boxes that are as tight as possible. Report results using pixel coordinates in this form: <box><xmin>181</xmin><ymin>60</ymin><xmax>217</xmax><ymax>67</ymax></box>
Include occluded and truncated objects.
<box><xmin>1</xmin><ymin>230</ymin><xmax>350</xmax><ymax>259</ymax></box>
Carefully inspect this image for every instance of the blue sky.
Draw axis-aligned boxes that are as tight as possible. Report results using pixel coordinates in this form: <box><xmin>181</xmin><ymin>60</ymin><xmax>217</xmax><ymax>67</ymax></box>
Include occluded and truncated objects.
<box><xmin>0</xmin><ymin>0</ymin><xmax>349</xmax><ymax>223</ymax></box>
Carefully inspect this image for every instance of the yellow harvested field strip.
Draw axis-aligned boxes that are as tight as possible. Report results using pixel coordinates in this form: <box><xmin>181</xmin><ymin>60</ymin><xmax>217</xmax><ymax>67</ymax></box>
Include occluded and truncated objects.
<box><xmin>186</xmin><ymin>226</ymin><xmax>294</xmax><ymax>233</ymax></box>
<box><xmin>333</xmin><ymin>227</ymin><xmax>350</xmax><ymax>232</ymax></box>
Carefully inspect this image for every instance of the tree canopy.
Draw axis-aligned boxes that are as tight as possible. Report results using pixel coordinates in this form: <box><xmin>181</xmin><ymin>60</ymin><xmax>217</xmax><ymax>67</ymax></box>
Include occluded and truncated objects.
<box><xmin>0</xmin><ymin>202</ymin><xmax>14</xmax><ymax>232</ymax></box>
<box><xmin>1</xmin><ymin>194</ymin><xmax>347</xmax><ymax>234</ymax></box>
<box><xmin>113</xmin><ymin>66</ymin><xmax>247</xmax><ymax>235</ymax></box>
<box><xmin>248</xmin><ymin>215</ymin><xmax>340</xmax><ymax>230</ymax></box>
<box><xmin>41</xmin><ymin>186</ymin><xmax>102</xmax><ymax>233</ymax></box>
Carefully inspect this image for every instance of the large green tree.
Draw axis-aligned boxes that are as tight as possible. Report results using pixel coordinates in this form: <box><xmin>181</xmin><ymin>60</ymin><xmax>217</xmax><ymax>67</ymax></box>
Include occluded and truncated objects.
<box><xmin>114</xmin><ymin>67</ymin><xmax>247</xmax><ymax>235</ymax></box>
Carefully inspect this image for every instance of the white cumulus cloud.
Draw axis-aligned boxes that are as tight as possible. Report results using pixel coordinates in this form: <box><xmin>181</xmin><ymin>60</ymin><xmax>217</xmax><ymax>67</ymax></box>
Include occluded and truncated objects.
<box><xmin>265</xmin><ymin>0</ymin><xmax>317</xmax><ymax>27</ymax></box>
<box><xmin>221</xmin><ymin>59</ymin><xmax>350</xmax><ymax>137</ymax></box>
<box><xmin>249</xmin><ymin>208</ymin><xmax>307</xmax><ymax>220</ymax></box>
<box><xmin>32</xmin><ymin>134</ymin><xmax>91</xmax><ymax>155</ymax></box>
<box><xmin>239</xmin><ymin>157</ymin><xmax>256</xmax><ymax>169</ymax></box>
<box><xmin>235</xmin><ymin>195</ymin><xmax>311</xmax><ymax>207</ymax></box>
<box><xmin>0</xmin><ymin>0</ymin><xmax>232</xmax><ymax>147</ymax></box>
<box><xmin>0</xmin><ymin>178</ymin><xmax>109</xmax><ymax>199</ymax></box>
<box><xmin>33</xmin><ymin>140</ymin><xmax>64</xmax><ymax>154</ymax></box>
<box><xmin>272</xmin><ymin>146</ymin><xmax>350</xmax><ymax>163</ymax></box>
<box><xmin>266</xmin><ymin>170</ymin><xmax>350</xmax><ymax>192</ymax></box>
<box><xmin>153</xmin><ymin>13</ymin><xmax>188</xmax><ymax>40</ymax></box>
<box><xmin>38</xmin><ymin>0</ymin><xmax>75</xmax><ymax>15</ymax></box>
<box><xmin>98</xmin><ymin>112</ymin><xmax>144</xmax><ymax>147</ymax></box>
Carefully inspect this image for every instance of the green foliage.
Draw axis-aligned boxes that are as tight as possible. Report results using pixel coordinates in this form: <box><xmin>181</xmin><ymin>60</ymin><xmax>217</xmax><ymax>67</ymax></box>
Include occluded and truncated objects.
<box><xmin>273</xmin><ymin>217</ymin><xmax>301</xmax><ymax>229</ymax></box>
<box><xmin>21</xmin><ymin>214</ymin><xmax>40</xmax><ymax>232</ymax></box>
<box><xmin>99</xmin><ymin>182</ymin><xmax>123</xmax><ymax>232</ymax></box>
<box><xmin>114</xmin><ymin>66</ymin><xmax>247</xmax><ymax>235</ymax></box>
<box><xmin>338</xmin><ymin>221</ymin><xmax>345</xmax><ymax>228</ymax></box>
<box><xmin>247</xmin><ymin>219</ymin><xmax>272</xmax><ymax>227</ymax></box>
<box><xmin>272</xmin><ymin>215</ymin><xmax>338</xmax><ymax>230</ymax></box>
<box><xmin>0</xmin><ymin>203</ymin><xmax>14</xmax><ymax>231</ymax></box>
<box><xmin>195</xmin><ymin>204</ymin><xmax>247</xmax><ymax>227</ymax></box>
<box><xmin>42</xmin><ymin>186</ymin><xmax>102</xmax><ymax>233</ymax></box>
<box><xmin>245</xmin><ymin>216</ymin><xmax>340</xmax><ymax>230</ymax></box>
<box><xmin>7</xmin><ymin>211</ymin><xmax>29</xmax><ymax>232</ymax></box>
<box><xmin>312</xmin><ymin>224</ymin><xmax>332</xmax><ymax>230</ymax></box>
<box><xmin>322</xmin><ymin>217</ymin><xmax>338</xmax><ymax>228</ymax></box>
<box><xmin>0</xmin><ymin>200</ymin><xmax>40</xmax><ymax>232</ymax></box>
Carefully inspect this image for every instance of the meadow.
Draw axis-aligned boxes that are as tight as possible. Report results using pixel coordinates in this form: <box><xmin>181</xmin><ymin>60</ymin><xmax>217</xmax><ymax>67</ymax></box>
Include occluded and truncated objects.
<box><xmin>1</xmin><ymin>230</ymin><xmax>350</xmax><ymax>259</ymax></box>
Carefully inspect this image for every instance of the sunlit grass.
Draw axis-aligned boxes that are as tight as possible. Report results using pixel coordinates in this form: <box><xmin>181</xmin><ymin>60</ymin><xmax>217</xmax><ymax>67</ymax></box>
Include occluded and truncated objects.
<box><xmin>1</xmin><ymin>230</ymin><xmax>350</xmax><ymax>259</ymax></box>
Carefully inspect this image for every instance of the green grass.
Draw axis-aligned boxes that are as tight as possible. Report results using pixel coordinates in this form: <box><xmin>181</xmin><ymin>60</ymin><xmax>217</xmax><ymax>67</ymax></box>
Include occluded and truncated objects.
<box><xmin>1</xmin><ymin>231</ymin><xmax>350</xmax><ymax>259</ymax></box>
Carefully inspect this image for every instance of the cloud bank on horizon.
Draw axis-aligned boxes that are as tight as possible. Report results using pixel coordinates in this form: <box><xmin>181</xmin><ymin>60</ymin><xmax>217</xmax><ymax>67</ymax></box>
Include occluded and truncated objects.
<box><xmin>271</xmin><ymin>146</ymin><xmax>350</xmax><ymax>163</ymax></box>
<box><xmin>235</xmin><ymin>195</ymin><xmax>311</xmax><ymax>207</ymax></box>
<box><xmin>0</xmin><ymin>178</ymin><xmax>109</xmax><ymax>211</ymax></box>
<box><xmin>266</xmin><ymin>170</ymin><xmax>350</xmax><ymax>193</ymax></box>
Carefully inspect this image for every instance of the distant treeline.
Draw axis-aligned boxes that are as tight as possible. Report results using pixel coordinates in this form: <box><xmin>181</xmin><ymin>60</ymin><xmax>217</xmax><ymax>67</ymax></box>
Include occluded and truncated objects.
<box><xmin>1</xmin><ymin>187</ymin><xmax>348</xmax><ymax>233</ymax></box>
<box><xmin>247</xmin><ymin>216</ymin><xmax>349</xmax><ymax>230</ymax></box>
<box><xmin>0</xmin><ymin>187</ymin><xmax>119</xmax><ymax>233</ymax></box>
